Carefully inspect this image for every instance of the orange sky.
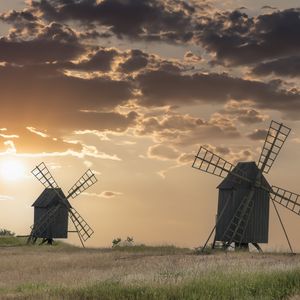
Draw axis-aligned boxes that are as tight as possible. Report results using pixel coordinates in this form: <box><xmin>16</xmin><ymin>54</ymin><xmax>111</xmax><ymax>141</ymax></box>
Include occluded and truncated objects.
<box><xmin>0</xmin><ymin>0</ymin><xmax>300</xmax><ymax>252</ymax></box>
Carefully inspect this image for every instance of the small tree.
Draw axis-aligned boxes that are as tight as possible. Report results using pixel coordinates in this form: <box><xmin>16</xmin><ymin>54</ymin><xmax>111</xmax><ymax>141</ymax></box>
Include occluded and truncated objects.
<box><xmin>112</xmin><ymin>237</ymin><xmax>122</xmax><ymax>248</ymax></box>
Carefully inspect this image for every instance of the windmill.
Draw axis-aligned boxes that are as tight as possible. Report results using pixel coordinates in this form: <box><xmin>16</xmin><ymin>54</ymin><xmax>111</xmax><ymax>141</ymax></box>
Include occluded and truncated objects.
<box><xmin>27</xmin><ymin>162</ymin><xmax>97</xmax><ymax>247</ymax></box>
<box><xmin>192</xmin><ymin>120</ymin><xmax>298</xmax><ymax>252</ymax></box>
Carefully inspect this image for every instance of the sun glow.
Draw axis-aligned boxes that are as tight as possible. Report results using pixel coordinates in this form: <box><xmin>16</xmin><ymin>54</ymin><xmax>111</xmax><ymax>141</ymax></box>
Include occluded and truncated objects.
<box><xmin>0</xmin><ymin>160</ymin><xmax>25</xmax><ymax>181</ymax></box>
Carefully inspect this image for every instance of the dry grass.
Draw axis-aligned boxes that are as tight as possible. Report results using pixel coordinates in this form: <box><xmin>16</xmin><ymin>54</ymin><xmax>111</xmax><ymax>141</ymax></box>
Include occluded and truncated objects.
<box><xmin>1</xmin><ymin>240</ymin><xmax>300</xmax><ymax>299</ymax></box>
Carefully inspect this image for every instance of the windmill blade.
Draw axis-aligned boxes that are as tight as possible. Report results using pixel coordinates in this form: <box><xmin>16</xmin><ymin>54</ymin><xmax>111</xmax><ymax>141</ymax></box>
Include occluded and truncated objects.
<box><xmin>67</xmin><ymin>169</ymin><xmax>97</xmax><ymax>199</ymax></box>
<box><xmin>258</xmin><ymin>120</ymin><xmax>291</xmax><ymax>174</ymax></box>
<box><xmin>31</xmin><ymin>162</ymin><xmax>59</xmax><ymax>189</ymax></box>
<box><xmin>69</xmin><ymin>207</ymin><xmax>94</xmax><ymax>241</ymax></box>
<box><xmin>192</xmin><ymin>146</ymin><xmax>251</xmax><ymax>184</ymax></box>
<box><xmin>271</xmin><ymin>186</ymin><xmax>300</xmax><ymax>216</ymax></box>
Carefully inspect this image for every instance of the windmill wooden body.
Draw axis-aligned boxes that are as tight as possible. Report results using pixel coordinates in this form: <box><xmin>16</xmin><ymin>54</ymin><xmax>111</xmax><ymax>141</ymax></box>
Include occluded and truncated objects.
<box><xmin>192</xmin><ymin>120</ymin><xmax>298</xmax><ymax>252</ymax></box>
<box><xmin>27</xmin><ymin>163</ymin><xmax>97</xmax><ymax>246</ymax></box>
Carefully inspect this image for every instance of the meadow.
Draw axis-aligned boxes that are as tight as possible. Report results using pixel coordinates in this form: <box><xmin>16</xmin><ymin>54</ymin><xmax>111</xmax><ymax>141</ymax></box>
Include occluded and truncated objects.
<box><xmin>1</xmin><ymin>237</ymin><xmax>300</xmax><ymax>299</ymax></box>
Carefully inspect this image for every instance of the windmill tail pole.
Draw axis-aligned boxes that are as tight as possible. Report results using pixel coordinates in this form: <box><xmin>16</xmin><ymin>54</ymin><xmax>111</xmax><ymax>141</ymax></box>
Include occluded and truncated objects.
<box><xmin>271</xmin><ymin>199</ymin><xmax>294</xmax><ymax>255</ymax></box>
<box><xmin>201</xmin><ymin>193</ymin><xmax>231</xmax><ymax>253</ymax></box>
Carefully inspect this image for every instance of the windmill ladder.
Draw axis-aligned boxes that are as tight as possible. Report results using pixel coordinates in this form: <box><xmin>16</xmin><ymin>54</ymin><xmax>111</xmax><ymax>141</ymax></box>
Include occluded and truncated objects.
<box><xmin>222</xmin><ymin>190</ymin><xmax>255</xmax><ymax>248</ymax></box>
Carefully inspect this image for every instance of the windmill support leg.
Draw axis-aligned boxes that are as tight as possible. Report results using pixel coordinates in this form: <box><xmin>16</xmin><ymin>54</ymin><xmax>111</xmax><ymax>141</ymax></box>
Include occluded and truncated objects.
<box><xmin>40</xmin><ymin>238</ymin><xmax>47</xmax><ymax>245</ymax></box>
<box><xmin>252</xmin><ymin>243</ymin><xmax>263</xmax><ymax>253</ymax></box>
<box><xmin>201</xmin><ymin>194</ymin><xmax>231</xmax><ymax>253</ymax></box>
<box><xmin>271</xmin><ymin>199</ymin><xmax>294</xmax><ymax>255</ymax></box>
<box><xmin>201</xmin><ymin>223</ymin><xmax>217</xmax><ymax>252</ymax></box>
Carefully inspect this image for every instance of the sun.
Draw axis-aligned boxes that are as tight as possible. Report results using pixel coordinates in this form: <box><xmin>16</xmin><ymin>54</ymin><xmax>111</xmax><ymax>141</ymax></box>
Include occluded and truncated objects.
<box><xmin>0</xmin><ymin>160</ymin><xmax>25</xmax><ymax>181</ymax></box>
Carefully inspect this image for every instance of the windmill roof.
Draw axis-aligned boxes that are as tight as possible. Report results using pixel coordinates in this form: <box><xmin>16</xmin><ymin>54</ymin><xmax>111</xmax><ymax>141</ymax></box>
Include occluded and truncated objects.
<box><xmin>32</xmin><ymin>188</ymin><xmax>71</xmax><ymax>208</ymax></box>
<box><xmin>217</xmin><ymin>161</ymin><xmax>271</xmax><ymax>191</ymax></box>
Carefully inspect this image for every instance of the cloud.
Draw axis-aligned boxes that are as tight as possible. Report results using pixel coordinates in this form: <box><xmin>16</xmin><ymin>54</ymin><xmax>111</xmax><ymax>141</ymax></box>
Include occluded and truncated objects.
<box><xmin>137</xmin><ymin>70</ymin><xmax>300</xmax><ymax>118</ymax></box>
<box><xmin>67</xmin><ymin>48</ymin><xmax>118</xmax><ymax>72</ymax></box>
<box><xmin>147</xmin><ymin>144</ymin><xmax>179</xmax><ymax>160</ymax></box>
<box><xmin>0</xmin><ymin>22</ymin><xmax>84</xmax><ymax>64</ymax></box>
<box><xmin>220</xmin><ymin>100</ymin><xmax>268</xmax><ymax>124</ymax></box>
<box><xmin>0</xmin><ymin>64</ymin><xmax>134</xmax><ymax>132</ymax></box>
<box><xmin>136</xmin><ymin>111</ymin><xmax>240</xmax><ymax>146</ymax></box>
<box><xmin>0</xmin><ymin>195</ymin><xmax>14</xmax><ymax>201</ymax></box>
<box><xmin>29</xmin><ymin>0</ymin><xmax>196</xmax><ymax>43</ymax></box>
<box><xmin>261</xmin><ymin>6</ymin><xmax>277</xmax><ymax>10</ymax></box>
<box><xmin>197</xmin><ymin>9</ymin><xmax>300</xmax><ymax>66</ymax></box>
<box><xmin>119</xmin><ymin>49</ymin><xmax>149</xmax><ymax>73</ymax></box>
<box><xmin>247</xmin><ymin>129</ymin><xmax>268</xmax><ymax>140</ymax></box>
<box><xmin>183</xmin><ymin>51</ymin><xmax>202</xmax><ymax>63</ymax></box>
<box><xmin>83</xmin><ymin>191</ymin><xmax>122</xmax><ymax>198</ymax></box>
<box><xmin>252</xmin><ymin>56</ymin><xmax>300</xmax><ymax>77</ymax></box>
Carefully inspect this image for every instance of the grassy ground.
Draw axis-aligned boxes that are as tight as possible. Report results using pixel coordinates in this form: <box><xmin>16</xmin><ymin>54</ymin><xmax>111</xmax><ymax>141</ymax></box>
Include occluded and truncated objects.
<box><xmin>1</xmin><ymin>238</ymin><xmax>300</xmax><ymax>299</ymax></box>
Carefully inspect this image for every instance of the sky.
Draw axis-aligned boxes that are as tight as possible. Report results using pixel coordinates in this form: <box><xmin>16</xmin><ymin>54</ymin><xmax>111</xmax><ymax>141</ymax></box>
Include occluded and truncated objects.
<box><xmin>0</xmin><ymin>0</ymin><xmax>300</xmax><ymax>251</ymax></box>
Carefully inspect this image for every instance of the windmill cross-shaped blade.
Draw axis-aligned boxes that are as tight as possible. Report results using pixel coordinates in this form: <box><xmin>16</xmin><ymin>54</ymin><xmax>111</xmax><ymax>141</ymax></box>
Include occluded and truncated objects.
<box><xmin>67</xmin><ymin>169</ymin><xmax>98</xmax><ymax>199</ymax></box>
<box><xmin>258</xmin><ymin>120</ymin><xmax>291</xmax><ymax>174</ymax></box>
<box><xmin>192</xmin><ymin>146</ymin><xmax>251</xmax><ymax>184</ymax></box>
<box><xmin>31</xmin><ymin>162</ymin><xmax>59</xmax><ymax>189</ymax></box>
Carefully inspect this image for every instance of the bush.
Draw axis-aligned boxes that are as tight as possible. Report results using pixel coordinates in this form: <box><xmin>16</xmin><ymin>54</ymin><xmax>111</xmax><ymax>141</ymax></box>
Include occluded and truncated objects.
<box><xmin>0</xmin><ymin>228</ymin><xmax>15</xmax><ymax>236</ymax></box>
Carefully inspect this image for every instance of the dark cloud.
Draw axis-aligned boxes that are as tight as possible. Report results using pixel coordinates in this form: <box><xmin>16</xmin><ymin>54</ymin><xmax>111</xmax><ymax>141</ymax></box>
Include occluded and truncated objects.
<box><xmin>119</xmin><ymin>49</ymin><xmax>149</xmax><ymax>73</ymax></box>
<box><xmin>0</xmin><ymin>63</ymin><xmax>135</xmax><ymax>139</ymax></box>
<box><xmin>247</xmin><ymin>129</ymin><xmax>268</xmax><ymax>140</ymax></box>
<box><xmin>67</xmin><ymin>48</ymin><xmax>118</xmax><ymax>72</ymax></box>
<box><xmin>197</xmin><ymin>9</ymin><xmax>300</xmax><ymax>66</ymax></box>
<box><xmin>136</xmin><ymin>70</ymin><xmax>300</xmax><ymax>117</ymax></box>
<box><xmin>30</xmin><ymin>0</ymin><xmax>195</xmax><ymax>42</ymax></box>
<box><xmin>252</xmin><ymin>56</ymin><xmax>300</xmax><ymax>77</ymax></box>
<box><xmin>0</xmin><ymin>9</ymin><xmax>37</xmax><ymax>23</ymax></box>
<box><xmin>0</xmin><ymin>22</ymin><xmax>84</xmax><ymax>64</ymax></box>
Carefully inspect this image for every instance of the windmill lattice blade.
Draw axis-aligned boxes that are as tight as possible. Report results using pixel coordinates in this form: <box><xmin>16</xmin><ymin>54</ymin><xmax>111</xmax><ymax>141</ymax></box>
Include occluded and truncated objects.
<box><xmin>258</xmin><ymin>121</ymin><xmax>291</xmax><ymax>174</ymax></box>
<box><xmin>31</xmin><ymin>162</ymin><xmax>59</xmax><ymax>189</ymax></box>
<box><xmin>192</xmin><ymin>146</ymin><xmax>250</xmax><ymax>184</ymax></box>
<box><xmin>69</xmin><ymin>207</ymin><xmax>94</xmax><ymax>241</ymax></box>
<box><xmin>271</xmin><ymin>186</ymin><xmax>300</xmax><ymax>215</ymax></box>
<box><xmin>67</xmin><ymin>169</ymin><xmax>97</xmax><ymax>199</ymax></box>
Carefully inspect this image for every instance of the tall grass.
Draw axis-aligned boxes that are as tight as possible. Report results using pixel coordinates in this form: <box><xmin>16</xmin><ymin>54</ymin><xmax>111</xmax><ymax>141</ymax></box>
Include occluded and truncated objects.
<box><xmin>0</xmin><ymin>241</ymin><xmax>300</xmax><ymax>299</ymax></box>
<box><xmin>7</xmin><ymin>269</ymin><xmax>300</xmax><ymax>299</ymax></box>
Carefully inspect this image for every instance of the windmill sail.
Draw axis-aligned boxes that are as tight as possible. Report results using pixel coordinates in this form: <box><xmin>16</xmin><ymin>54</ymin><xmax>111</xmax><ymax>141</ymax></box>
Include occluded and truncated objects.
<box><xmin>69</xmin><ymin>207</ymin><xmax>94</xmax><ymax>241</ymax></box>
<box><xmin>192</xmin><ymin>146</ymin><xmax>250</xmax><ymax>184</ymax></box>
<box><xmin>67</xmin><ymin>169</ymin><xmax>97</xmax><ymax>199</ymax></box>
<box><xmin>271</xmin><ymin>186</ymin><xmax>300</xmax><ymax>215</ymax></box>
<box><xmin>258</xmin><ymin>121</ymin><xmax>291</xmax><ymax>174</ymax></box>
<box><xmin>31</xmin><ymin>162</ymin><xmax>59</xmax><ymax>188</ymax></box>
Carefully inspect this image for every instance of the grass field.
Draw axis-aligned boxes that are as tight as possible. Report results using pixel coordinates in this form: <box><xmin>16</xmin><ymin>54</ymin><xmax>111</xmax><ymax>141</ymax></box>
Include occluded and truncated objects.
<box><xmin>1</xmin><ymin>237</ymin><xmax>300</xmax><ymax>299</ymax></box>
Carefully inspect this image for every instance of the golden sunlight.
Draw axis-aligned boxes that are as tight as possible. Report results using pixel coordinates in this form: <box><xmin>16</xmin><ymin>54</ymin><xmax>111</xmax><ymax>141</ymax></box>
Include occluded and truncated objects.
<box><xmin>0</xmin><ymin>160</ymin><xmax>25</xmax><ymax>181</ymax></box>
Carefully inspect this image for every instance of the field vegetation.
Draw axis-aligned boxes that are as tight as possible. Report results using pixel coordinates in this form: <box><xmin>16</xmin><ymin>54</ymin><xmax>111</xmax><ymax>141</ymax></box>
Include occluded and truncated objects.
<box><xmin>0</xmin><ymin>237</ymin><xmax>300</xmax><ymax>299</ymax></box>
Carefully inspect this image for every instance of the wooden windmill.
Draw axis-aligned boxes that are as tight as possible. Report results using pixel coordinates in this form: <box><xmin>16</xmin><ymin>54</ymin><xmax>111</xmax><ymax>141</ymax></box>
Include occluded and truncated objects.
<box><xmin>192</xmin><ymin>120</ymin><xmax>298</xmax><ymax>252</ymax></box>
<box><xmin>27</xmin><ymin>162</ymin><xmax>97</xmax><ymax>247</ymax></box>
